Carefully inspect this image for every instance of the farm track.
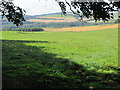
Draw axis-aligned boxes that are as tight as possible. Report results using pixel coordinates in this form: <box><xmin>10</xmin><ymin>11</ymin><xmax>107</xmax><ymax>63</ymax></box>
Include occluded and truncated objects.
<box><xmin>44</xmin><ymin>24</ymin><xmax>119</xmax><ymax>32</ymax></box>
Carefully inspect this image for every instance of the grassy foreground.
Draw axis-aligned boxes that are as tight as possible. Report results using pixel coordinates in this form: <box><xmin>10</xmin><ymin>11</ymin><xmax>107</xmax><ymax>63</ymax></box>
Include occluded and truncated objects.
<box><xmin>2</xmin><ymin>28</ymin><xmax>120</xmax><ymax>88</ymax></box>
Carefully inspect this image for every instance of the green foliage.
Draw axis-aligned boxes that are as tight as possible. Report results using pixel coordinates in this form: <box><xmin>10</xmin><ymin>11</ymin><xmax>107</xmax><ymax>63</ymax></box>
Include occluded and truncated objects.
<box><xmin>8</xmin><ymin>27</ymin><xmax>44</xmax><ymax>32</ymax></box>
<box><xmin>2</xmin><ymin>28</ymin><xmax>120</xmax><ymax>88</ymax></box>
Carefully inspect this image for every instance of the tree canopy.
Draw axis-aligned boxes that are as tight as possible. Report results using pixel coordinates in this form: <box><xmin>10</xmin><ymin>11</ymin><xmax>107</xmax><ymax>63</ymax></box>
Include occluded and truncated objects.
<box><xmin>0</xmin><ymin>0</ymin><xmax>120</xmax><ymax>26</ymax></box>
<box><xmin>0</xmin><ymin>0</ymin><xmax>26</xmax><ymax>26</ymax></box>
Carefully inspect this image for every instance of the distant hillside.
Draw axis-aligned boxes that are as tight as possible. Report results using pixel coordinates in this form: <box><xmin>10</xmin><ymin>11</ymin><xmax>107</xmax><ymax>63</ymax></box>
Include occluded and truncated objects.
<box><xmin>25</xmin><ymin>12</ymin><xmax>119</xmax><ymax>23</ymax></box>
<box><xmin>24</xmin><ymin>12</ymin><xmax>73</xmax><ymax>19</ymax></box>
<box><xmin>1</xmin><ymin>12</ymin><xmax>119</xmax><ymax>30</ymax></box>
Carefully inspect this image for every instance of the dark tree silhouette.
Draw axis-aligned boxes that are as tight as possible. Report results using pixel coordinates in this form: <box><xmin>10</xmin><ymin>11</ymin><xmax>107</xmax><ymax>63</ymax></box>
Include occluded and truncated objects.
<box><xmin>57</xmin><ymin>0</ymin><xmax>120</xmax><ymax>21</ymax></box>
<box><xmin>0</xmin><ymin>0</ymin><xmax>120</xmax><ymax>26</ymax></box>
<box><xmin>0</xmin><ymin>0</ymin><xmax>26</xmax><ymax>26</ymax></box>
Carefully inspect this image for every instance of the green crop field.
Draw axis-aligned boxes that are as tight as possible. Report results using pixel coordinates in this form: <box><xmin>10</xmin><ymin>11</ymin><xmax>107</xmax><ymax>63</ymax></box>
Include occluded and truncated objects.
<box><xmin>41</xmin><ymin>13</ymin><xmax>73</xmax><ymax>18</ymax></box>
<box><xmin>1</xmin><ymin>28</ymin><xmax>120</xmax><ymax>88</ymax></box>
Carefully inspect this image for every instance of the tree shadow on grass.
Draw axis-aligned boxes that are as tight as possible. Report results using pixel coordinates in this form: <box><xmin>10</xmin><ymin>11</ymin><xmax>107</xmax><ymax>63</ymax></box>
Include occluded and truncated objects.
<box><xmin>2</xmin><ymin>40</ymin><xmax>120</xmax><ymax>89</ymax></box>
<box><xmin>2</xmin><ymin>40</ymin><xmax>56</xmax><ymax>43</ymax></box>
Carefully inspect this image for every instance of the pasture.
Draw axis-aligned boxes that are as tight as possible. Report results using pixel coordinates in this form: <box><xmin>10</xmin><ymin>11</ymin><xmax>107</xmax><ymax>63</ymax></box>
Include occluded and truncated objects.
<box><xmin>2</xmin><ymin>28</ymin><xmax>120</xmax><ymax>88</ymax></box>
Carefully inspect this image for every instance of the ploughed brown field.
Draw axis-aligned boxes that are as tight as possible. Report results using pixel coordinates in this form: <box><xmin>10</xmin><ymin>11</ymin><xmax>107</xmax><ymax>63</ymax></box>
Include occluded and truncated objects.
<box><xmin>44</xmin><ymin>24</ymin><xmax>119</xmax><ymax>32</ymax></box>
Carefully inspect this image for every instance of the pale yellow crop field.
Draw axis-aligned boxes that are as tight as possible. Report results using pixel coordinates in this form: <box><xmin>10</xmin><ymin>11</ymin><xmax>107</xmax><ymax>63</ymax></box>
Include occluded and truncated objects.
<box><xmin>44</xmin><ymin>24</ymin><xmax>119</xmax><ymax>31</ymax></box>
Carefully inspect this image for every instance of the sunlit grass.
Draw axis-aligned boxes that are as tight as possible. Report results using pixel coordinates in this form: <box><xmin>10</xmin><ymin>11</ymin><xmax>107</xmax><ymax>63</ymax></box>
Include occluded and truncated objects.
<box><xmin>2</xmin><ymin>28</ymin><xmax>118</xmax><ymax>68</ymax></box>
<box><xmin>2</xmin><ymin>28</ymin><xmax>119</xmax><ymax>88</ymax></box>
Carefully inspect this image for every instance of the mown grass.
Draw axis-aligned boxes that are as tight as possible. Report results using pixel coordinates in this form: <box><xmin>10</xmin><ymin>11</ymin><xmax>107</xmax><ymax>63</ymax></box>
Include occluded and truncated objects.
<box><xmin>2</xmin><ymin>28</ymin><xmax>120</xmax><ymax>89</ymax></box>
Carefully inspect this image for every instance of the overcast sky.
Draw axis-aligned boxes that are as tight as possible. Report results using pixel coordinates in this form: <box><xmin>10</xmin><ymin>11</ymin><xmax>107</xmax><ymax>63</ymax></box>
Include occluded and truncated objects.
<box><xmin>13</xmin><ymin>0</ymin><xmax>63</xmax><ymax>15</ymax></box>
<box><xmin>13</xmin><ymin>0</ymin><xmax>109</xmax><ymax>15</ymax></box>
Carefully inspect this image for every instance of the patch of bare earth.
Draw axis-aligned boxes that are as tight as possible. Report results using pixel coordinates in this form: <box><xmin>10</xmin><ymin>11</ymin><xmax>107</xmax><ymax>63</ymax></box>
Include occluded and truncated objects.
<box><xmin>44</xmin><ymin>24</ymin><xmax>119</xmax><ymax>32</ymax></box>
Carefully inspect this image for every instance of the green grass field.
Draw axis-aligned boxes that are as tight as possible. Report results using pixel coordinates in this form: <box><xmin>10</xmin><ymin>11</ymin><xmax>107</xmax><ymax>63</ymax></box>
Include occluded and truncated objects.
<box><xmin>41</xmin><ymin>14</ymin><xmax>73</xmax><ymax>18</ymax></box>
<box><xmin>2</xmin><ymin>28</ymin><xmax>120</xmax><ymax>88</ymax></box>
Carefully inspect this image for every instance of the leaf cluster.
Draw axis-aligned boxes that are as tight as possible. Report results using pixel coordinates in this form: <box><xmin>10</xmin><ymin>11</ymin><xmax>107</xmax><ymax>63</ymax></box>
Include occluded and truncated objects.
<box><xmin>0</xmin><ymin>0</ymin><xmax>26</xmax><ymax>26</ymax></box>
<box><xmin>58</xmin><ymin>0</ymin><xmax>120</xmax><ymax>22</ymax></box>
